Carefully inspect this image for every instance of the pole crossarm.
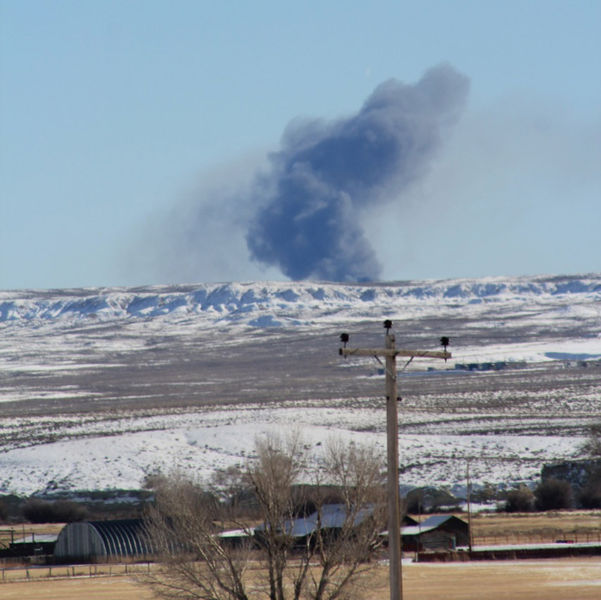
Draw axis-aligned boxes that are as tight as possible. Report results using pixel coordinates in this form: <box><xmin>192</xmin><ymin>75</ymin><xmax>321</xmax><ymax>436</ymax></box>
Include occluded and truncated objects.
<box><xmin>340</xmin><ymin>348</ymin><xmax>451</xmax><ymax>360</ymax></box>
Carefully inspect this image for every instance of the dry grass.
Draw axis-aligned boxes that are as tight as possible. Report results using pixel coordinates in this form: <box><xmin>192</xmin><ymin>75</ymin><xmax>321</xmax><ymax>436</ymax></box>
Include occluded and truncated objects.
<box><xmin>1</xmin><ymin>558</ymin><xmax>600</xmax><ymax>599</ymax></box>
<box><xmin>400</xmin><ymin>558</ymin><xmax>601</xmax><ymax>600</ymax></box>
<box><xmin>471</xmin><ymin>510</ymin><xmax>601</xmax><ymax>544</ymax></box>
<box><xmin>0</xmin><ymin>574</ymin><xmax>154</xmax><ymax>599</ymax></box>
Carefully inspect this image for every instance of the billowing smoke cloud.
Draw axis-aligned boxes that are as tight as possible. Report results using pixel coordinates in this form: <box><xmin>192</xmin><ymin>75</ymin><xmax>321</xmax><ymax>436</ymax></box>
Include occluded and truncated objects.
<box><xmin>246</xmin><ymin>63</ymin><xmax>469</xmax><ymax>282</ymax></box>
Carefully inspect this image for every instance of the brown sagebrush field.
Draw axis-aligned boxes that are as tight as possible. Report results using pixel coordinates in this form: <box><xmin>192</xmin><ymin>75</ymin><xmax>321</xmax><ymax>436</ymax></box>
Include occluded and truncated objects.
<box><xmin>1</xmin><ymin>558</ymin><xmax>600</xmax><ymax>599</ymax></box>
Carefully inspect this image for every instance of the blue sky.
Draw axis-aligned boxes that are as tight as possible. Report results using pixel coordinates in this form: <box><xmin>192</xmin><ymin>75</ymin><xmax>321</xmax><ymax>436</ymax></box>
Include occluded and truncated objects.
<box><xmin>1</xmin><ymin>0</ymin><xmax>600</xmax><ymax>289</ymax></box>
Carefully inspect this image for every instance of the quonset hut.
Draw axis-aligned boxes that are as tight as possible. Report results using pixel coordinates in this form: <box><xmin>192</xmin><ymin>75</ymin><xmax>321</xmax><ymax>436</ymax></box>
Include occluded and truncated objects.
<box><xmin>54</xmin><ymin>519</ymin><xmax>152</xmax><ymax>561</ymax></box>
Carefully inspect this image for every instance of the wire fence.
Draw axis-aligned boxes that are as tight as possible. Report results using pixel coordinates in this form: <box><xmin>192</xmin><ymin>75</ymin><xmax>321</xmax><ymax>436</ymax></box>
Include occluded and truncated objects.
<box><xmin>474</xmin><ymin>531</ymin><xmax>601</xmax><ymax>546</ymax></box>
<box><xmin>0</xmin><ymin>561</ymin><xmax>152</xmax><ymax>584</ymax></box>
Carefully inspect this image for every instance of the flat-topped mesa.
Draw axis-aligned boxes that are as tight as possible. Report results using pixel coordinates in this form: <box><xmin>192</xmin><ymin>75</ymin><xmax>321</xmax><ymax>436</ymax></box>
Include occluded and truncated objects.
<box><xmin>0</xmin><ymin>273</ymin><xmax>599</xmax><ymax>326</ymax></box>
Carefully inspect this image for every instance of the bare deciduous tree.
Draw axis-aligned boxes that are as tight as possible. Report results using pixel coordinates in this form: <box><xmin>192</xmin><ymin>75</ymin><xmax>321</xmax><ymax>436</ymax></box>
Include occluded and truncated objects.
<box><xmin>298</xmin><ymin>440</ymin><xmax>386</xmax><ymax>600</ymax></box>
<box><xmin>247</xmin><ymin>434</ymin><xmax>304</xmax><ymax>600</ymax></box>
<box><xmin>143</xmin><ymin>473</ymin><xmax>253</xmax><ymax>600</ymax></box>
<box><xmin>142</xmin><ymin>435</ymin><xmax>386</xmax><ymax>600</ymax></box>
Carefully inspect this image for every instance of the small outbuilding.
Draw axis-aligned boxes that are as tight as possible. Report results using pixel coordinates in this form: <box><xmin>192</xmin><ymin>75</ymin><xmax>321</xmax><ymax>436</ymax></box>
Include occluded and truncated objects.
<box><xmin>401</xmin><ymin>515</ymin><xmax>470</xmax><ymax>551</ymax></box>
<box><xmin>54</xmin><ymin>518</ymin><xmax>152</xmax><ymax>561</ymax></box>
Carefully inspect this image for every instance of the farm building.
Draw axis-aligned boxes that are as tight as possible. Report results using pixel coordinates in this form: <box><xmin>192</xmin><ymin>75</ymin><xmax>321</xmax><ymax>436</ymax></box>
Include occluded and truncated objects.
<box><xmin>223</xmin><ymin>507</ymin><xmax>418</xmax><ymax>548</ymax></box>
<box><xmin>217</xmin><ymin>527</ymin><xmax>256</xmax><ymax>548</ymax></box>
<box><xmin>401</xmin><ymin>515</ymin><xmax>470</xmax><ymax>551</ymax></box>
<box><xmin>54</xmin><ymin>518</ymin><xmax>152</xmax><ymax>561</ymax></box>
<box><xmin>253</xmin><ymin>503</ymin><xmax>385</xmax><ymax>547</ymax></box>
<box><xmin>0</xmin><ymin>532</ymin><xmax>58</xmax><ymax>559</ymax></box>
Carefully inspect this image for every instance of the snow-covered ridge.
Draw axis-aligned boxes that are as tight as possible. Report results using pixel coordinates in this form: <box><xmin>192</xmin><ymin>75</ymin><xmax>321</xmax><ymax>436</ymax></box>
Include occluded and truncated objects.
<box><xmin>1</xmin><ymin>273</ymin><xmax>600</xmax><ymax>496</ymax></box>
<box><xmin>1</xmin><ymin>273</ymin><xmax>600</xmax><ymax>326</ymax></box>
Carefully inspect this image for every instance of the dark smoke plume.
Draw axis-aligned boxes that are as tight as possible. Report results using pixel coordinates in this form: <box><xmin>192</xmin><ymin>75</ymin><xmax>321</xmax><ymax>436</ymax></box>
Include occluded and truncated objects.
<box><xmin>246</xmin><ymin>63</ymin><xmax>469</xmax><ymax>282</ymax></box>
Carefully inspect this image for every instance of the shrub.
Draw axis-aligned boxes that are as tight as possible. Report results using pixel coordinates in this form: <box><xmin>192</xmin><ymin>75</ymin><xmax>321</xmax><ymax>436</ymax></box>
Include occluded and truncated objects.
<box><xmin>22</xmin><ymin>498</ymin><xmax>88</xmax><ymax>523</ymax></box>
<box><xmin>534</xmin><ymin>478</ymin><xmax>573</xmax><ymax>511</ymax></box>
<box><xmin>472</xmin><ymin>483</ymin><xmax>499</xmax><ymax>504</ymax></box>
<box><xmin>504</xmin><ymin>486</ymin><xmax>535</xmax><ymax>512</ymax></box>
<box><xmin>579</xmin><ymin>479</ymin><xmax>601</xmax><ymax>509</ymax></box>
<box><xmin>0</xmin><ymin>495</ymin><xmax>21</xmax><ymax>522</ymax></box>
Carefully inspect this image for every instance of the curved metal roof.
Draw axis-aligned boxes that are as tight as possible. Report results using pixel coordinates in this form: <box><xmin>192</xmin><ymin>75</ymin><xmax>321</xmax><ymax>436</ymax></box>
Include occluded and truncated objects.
<box><xmin>54</xmin><ymin>518</ymin><xmax>152</xmax><ymax>559</ymax></box>
<box><xmin>88</xmin><ymin>519</ymin><xmax>151</xmax><ymax>557</ymax></box>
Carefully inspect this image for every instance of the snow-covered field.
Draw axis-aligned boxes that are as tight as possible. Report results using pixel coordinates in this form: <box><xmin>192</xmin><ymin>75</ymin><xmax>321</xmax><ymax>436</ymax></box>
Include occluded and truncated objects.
<box><xmin>1</xmin><ymin>273</ymin><xmax>600</xmax><ymax>497</ymax></box>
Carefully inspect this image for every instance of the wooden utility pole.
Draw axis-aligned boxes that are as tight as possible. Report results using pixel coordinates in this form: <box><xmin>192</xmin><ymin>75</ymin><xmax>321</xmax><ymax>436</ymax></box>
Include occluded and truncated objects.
<box><xmin>466</xmin><ymin>459</ymin><xmax>473</xmax><ymax>553</ymax></box>
<box><xmin>339</xmin><ymin>323</ymin><xmax>451</xmax><ymax>600</ymax></box>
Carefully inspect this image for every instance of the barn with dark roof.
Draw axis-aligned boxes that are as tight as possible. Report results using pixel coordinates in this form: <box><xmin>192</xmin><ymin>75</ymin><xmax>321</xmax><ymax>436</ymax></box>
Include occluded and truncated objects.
<box><xmin>401</xmin><ymin>515</ymin><xmax>470</xmax><ymax>551</ymax></box>
<box><xmin>54</xmin><ymin>519</ymin><xmax>152</xmax><ymax>561</ymax></box>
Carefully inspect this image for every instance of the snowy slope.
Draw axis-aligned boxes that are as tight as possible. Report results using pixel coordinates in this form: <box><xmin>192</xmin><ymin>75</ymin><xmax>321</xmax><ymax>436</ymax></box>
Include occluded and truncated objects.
<box><xmin>0</xmin><ymin>273</ymin><xmax>600</xmax><ymax>497</ymax></box>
